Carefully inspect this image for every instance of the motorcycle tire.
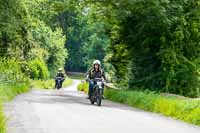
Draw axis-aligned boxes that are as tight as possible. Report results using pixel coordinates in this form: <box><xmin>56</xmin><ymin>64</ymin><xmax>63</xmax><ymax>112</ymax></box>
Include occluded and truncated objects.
<box><xmin>90</xmin><ymin>97</ymin><xmax>95</xmax><ymax>104</ymax></box>
<box><xmin>97</xmin><ymin>90</ymin><xmax>102</xmax><ymax>106</ymax></box>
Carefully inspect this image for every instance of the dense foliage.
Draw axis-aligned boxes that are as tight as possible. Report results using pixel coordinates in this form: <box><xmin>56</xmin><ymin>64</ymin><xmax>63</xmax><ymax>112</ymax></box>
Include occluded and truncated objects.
<box><xmin>0</xmin><ymin>1</ymin><xmax>68</xmax><ymax>131</ymax></box>
<box><xmin>0</xmin><ymin>0</ymin><xmax>68</xmax><ymax>79</ymax></box>
<box><xmin>109</xmin><ymin>0</ymin><xmax>200</xmax><ymax>97</ymax></box>
<box><xmin>25</xmin><ymin>0</ymin><xmax>199</xmax><ymax>97</ymax></box>
<box><xmin>72</xmin><ymin>0</ymin><xmax>200</xmax><ymax>97</ymax></box>
<box><xmin>52</xmin><ymin>0</ymin><xmax>200</xmax><ymax>97</ymax></box>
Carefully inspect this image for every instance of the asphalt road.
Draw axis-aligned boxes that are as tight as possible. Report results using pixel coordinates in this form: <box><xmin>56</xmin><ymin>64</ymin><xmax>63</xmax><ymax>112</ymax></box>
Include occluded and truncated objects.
<box><xmin>4</xmin><ymin>80</ymin><xmax>200</xmax><ymax>133</ymax></box>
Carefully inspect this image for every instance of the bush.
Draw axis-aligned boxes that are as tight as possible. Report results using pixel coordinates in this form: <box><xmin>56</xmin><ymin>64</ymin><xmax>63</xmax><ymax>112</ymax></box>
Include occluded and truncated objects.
<box><xmin>28</xmin><ymin>58</ymin><xmax>49</xmax><ymax>80</ymax></box>
<box><xmin>0</xmin><ymin>59</ymin><xmax>28</xmax><ymax>83</ymax></box>
<box><xmin>77</xmin><ymin>82</ymin><xmax>89</xmax><ymax>93</ymax></box>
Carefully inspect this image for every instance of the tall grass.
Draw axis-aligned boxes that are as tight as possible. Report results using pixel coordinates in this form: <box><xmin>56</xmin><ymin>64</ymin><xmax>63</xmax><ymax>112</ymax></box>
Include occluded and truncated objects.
<box><xmin>0</xmin><ymin>103</ymin><xmax>6</xmax><ymax>133</ymax></box>
<box><xmin>0</xmin><ymin>82</ymin><xmax>29</xmax><ymax>133</ymax></box>
<box><xmin>77</xmin><ymin>82</ymin><xmax>200</xmax><ymax>126</ymax></box>
<box><xmin>105</xmin><ymin>89</ymin><xmax>200</xmax><ymax>126</ymax></box>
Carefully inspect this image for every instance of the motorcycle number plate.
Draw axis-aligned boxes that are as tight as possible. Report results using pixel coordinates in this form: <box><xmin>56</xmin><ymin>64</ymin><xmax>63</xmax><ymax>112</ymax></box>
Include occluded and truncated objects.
<box><xmin>97</xmin><ymin>82</ymin><xmax>102</xmax><ymax>89</ymax></box>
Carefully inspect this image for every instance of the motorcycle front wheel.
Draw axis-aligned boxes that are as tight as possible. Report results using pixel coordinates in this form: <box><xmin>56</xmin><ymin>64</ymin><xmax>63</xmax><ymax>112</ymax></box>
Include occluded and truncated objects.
<box><xmin>96</xmin><ymin>89</ymin><xmax>102</xmax><ymax>106</ymax></box>
<box><xmin>90</xmin><ymin>96</ymin><xmax>95</xmax><ymax>104</ymax></box>
<box><xmin>57</xmin><ymin>81</ymin><xmax>61</xmax><ymax>90</ymax></box>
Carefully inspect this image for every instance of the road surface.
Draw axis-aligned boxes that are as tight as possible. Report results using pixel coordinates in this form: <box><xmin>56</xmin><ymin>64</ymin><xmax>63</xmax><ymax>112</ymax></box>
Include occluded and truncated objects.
<box><xmin>4</xmin><ymin>80</ymin><xmax>200</xmax><ymax>133</ymax></box>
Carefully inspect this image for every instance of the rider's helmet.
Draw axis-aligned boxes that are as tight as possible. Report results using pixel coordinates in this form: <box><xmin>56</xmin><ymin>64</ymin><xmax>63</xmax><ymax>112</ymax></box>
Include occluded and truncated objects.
<box><xmin>58</xmin><ymin>68</ymin><xmax>62</xmax><ymax>72</ymax></box>
<box><xmin>93</xmin><ymin>60</ymin><xmax>101</xmax><ymax>66</ymax></box>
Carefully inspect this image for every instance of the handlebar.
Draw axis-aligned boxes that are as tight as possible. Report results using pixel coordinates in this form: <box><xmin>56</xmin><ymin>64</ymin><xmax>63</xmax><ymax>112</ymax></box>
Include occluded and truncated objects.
<box><xmin>55</xmin><ymin>77</ymin><xmax>65</xmax><ymax>80</ymax></box>
<box><xmin>95</xmin><ymin>78</ymin><xmax>103</xmax><ymax>80</ymax></box>
<box><xmin>88</xmin><ymin>78</ymin><xmax>104</xmax><ymax>82</ymax></box>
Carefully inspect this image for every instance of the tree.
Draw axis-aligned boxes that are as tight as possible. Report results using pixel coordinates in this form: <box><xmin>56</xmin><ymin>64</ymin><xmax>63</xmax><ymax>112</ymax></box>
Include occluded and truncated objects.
<box><xmin>86</xmin><ymin>0</ymin><xmax>200</xmax><ymax>97</ymax></box>
<box><xmin>0</xmin><ymin>0</ymin><xmax>32</xmax><ymax>58</ymax></box>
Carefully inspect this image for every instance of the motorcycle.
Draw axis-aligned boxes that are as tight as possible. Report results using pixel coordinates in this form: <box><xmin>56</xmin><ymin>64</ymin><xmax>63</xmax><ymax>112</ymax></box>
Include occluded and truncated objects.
<box><xmin>90</xmin><ymin>78</ymin><xmax>104</xmax><ymax>106</ymax></box>
<box><xmin>55</xmin><ymin>77</ymin><xmax>63</xmax><ymax>90</ymax></box>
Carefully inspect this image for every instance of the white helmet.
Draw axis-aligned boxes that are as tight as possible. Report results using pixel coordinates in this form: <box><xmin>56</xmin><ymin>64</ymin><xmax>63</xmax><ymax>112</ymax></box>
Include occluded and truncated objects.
<box><xmin>93</xmin><ymin>60</ymin><xmax>101</xmax><ymax>66</ymax></box>
<box><xmin>58</xmin><ymin>68</ymin><xmax>62</xmax><ymax>71</ymax></box>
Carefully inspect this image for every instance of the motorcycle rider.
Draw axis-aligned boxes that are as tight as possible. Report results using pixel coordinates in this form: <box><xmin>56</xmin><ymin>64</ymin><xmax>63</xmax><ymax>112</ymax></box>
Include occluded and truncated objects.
<box><xmin>86</xmin><ymin>60</ymin><xmax>106</xmax><ymax>99</ymax></box>
<box><xmin>55</xmin><ymin>68</ymin><xmax>65</xmax><ymax>89</ymax></box>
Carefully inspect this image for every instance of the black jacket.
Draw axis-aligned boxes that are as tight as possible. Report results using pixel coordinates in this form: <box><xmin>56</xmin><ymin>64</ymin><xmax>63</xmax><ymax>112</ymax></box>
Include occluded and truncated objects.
<box><xmin>55</xmin><ymin>72</ymin><xmax>65</xmax><ymax>79</ymax></box>
<box><xmin>87</xmin><ymin>68</ymin><xmax>106</xmax><ymax>80</ymax></box>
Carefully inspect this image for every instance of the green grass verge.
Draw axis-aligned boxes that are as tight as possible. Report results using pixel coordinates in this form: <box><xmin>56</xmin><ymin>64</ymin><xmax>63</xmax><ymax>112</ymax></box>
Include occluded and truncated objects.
<box><xmin>77</xmin><ymin>82</ymin><xmax>200</xmax><ymax>126</ymax></box>
<box><xmin>30</xmin><ymin>78</ymin><xmax>73</xmax><ymax>89</ymax></box>
<box><xmin>0</xmin><ymin>82</ymin><xmax>30</xmax><ymax>133</ymax></box>
<box><xmin>0</xmin><ymin>105</ymin><xmax>5</xmax><ymax>133</ymax></box>
<box><xmin>77</xmin><ymin>81</ymin><xmax>89</xmax><ymax>93</ymax></box>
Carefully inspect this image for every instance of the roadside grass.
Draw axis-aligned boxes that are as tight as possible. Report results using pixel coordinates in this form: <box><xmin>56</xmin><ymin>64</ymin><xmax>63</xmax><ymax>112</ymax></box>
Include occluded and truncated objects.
<box><xmin>0</xmin><ymin>83</ymin><xmax>29</xmax><ymax>101</ymax></box>
<box><xmin>30</xmin><ymin>78</ymin><xmax>73</xmax><ymax>89</ymax></box>
<box><xmin>0</xmin><ymin>82</ymin><xmax>30</xmax><ymax>133</ymax></box>
<box><xmin>0</xmin><ymin>105</ymin><xmax>5</xmax><ymax>133</ymax></box>
<box><xmin>0</xmin><ymin>78</ymin><xmax>73</xmax><ymax>132</ymax></box>
<box><xmin>77</xmin><ymin>81</ymin><xmax>89</xmax><ymax>93</ymax></box>
<box><xmin>77</xmin><ymin>82</ymin><xmax>200</xmax><ymax>126</ymax></box>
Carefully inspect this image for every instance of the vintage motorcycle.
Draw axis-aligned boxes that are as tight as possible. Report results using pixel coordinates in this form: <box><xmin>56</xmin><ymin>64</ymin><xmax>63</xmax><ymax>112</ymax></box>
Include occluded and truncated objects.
<box><xmin>90</xmin><ymin>78</ymin><xmax>104</xmax><ymax>106</ymax></box>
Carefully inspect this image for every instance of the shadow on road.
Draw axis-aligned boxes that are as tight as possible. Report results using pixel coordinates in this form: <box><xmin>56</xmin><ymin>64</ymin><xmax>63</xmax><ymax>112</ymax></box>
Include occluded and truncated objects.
<box><xmin>25</xmin><ymin>89</ymin><xmax>144</xmax><ymax>113</ymax></box>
